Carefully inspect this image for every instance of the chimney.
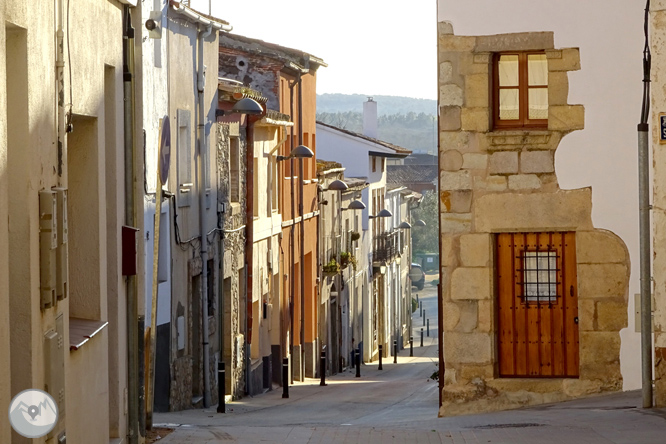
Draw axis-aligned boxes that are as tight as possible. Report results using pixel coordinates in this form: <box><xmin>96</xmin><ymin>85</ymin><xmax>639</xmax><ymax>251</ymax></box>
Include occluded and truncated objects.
<box><xmin>363</xmin><ymin>97</ymin><xmax>378</xmax><ymax>139</ymax></box>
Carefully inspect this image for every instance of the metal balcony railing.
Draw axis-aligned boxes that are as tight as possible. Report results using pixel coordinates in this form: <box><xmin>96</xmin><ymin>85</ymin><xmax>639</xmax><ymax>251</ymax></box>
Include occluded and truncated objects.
<box><xmin>372</xmin><ymin>230</ymin><xmax>400</xmax><ymax>264</ymax></box>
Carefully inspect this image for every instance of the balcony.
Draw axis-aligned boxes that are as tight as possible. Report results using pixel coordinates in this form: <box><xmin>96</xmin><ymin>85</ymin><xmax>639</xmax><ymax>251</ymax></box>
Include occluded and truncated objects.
<box><xmin>373</xmin><ymin>230</ymin><xmax>401</xmax><ymax>264</ymax></box>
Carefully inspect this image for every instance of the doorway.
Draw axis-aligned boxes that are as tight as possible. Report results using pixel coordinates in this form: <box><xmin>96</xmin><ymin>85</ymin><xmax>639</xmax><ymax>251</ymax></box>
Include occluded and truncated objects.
<box><xmin>496</xmin><ymin>232</ymin><xmax>579</xmax><ymax>377</ymax></box>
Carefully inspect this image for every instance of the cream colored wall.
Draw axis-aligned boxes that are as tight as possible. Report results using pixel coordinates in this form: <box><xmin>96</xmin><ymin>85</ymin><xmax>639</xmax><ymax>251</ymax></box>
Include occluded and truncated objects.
<box><xmin>1</xmin><ymin>0</ymin><xmax>124</xmax><ymax>442</ymax></box>
<box><xmin>0</xmin><ymin>6</ymin><xmax>11</xmax><ymax>443</ymax></box>
<box><xmin>252</xmin><ymin>124</ymin><xmax>282</xmax><ymax>360</ymax></box>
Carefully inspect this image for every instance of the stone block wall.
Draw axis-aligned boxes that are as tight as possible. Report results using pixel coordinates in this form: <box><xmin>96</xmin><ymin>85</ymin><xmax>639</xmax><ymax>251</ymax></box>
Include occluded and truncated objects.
<box><xmin>438</xmin><ymin>24</ymin><xmax>629</xmax><ymax>415</ymax></box>
<box><xmin>651</xmin><ymin>2</ymin><xmax>666</xmax><ymax>408</ymax></box>
<box><xmin>216</xmin><ymin>122</ymin><xmax>247</xmax><ymax>400</ymax></box>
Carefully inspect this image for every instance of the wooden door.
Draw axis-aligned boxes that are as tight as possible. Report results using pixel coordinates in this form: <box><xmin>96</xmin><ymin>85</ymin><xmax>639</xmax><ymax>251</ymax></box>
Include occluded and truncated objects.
<box><xmin>496</xmin><ymin>232</ymin><xmax>579</xmax><ymax>378</ymax></box>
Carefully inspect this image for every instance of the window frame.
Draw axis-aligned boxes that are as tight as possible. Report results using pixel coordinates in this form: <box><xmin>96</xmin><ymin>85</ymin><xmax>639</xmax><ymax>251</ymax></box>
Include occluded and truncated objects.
<box><xmin>492</xmin><ymin>51</ymin><xmax>548</xmax><ymax>130</ymax></box>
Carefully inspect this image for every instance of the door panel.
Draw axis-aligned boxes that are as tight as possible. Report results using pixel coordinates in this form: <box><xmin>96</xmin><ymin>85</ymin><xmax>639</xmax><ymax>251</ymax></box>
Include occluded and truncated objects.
<box><xmin>496</xmin><ymin>232</ymin><xmax>579</xmax><ymax>378</ymax></box>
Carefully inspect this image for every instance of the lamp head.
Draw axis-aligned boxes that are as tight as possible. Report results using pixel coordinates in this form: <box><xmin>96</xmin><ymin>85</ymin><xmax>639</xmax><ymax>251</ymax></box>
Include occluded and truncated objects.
<box><xmin>344</xmin><ymin>199</ymin><xmax>366</xmax><ymax>211</ymax></box>
<box><xmin>327</xmin><ymin>179</ymin><xmax>348</xmax><ymax>191</ymax></box>
<box><xmin>369</xmin><ymin>208</ymin><xmax>392</xmax><ymax>219</ymax></box>
<box><xmin>216</xmin><ymin>97</ymin><xmax>264</xmax><ymax>118</ymax></box>
<box><xmin>289</xmin><ymin>145</ymin><xmax>314</xmax><ymax>158</ymax></box>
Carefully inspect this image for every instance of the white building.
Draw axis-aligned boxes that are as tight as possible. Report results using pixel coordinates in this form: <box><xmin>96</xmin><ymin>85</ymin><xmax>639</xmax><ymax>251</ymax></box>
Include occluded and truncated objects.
<box><xmin>317</xmin><ymin>99</ymin><xmax>411</xmax><ymax>362</ymax></box>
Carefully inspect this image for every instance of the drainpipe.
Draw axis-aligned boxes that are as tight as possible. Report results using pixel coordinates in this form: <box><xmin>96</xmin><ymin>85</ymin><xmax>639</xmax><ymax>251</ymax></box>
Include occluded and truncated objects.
<box><xmin>297</xmin><ymin>72</ymin><xmax>306</xmax><ymax>376</ymax></box>
<box><xmin>197</xmin><ymin>24</ymin><xmax>213</xmax><ymax>408</ymax></box>
<box><xmin>122</xmin><ymin>6</ymin><xmax>139</xmax><ymax>444</ymax></box>
<box><xmin>289</xmin><ymin>81</ymin><xmax>296</xmax><ymax>377</ymax></box>
<box><xmin>56</xmin><ymin>0</ymin><xmax>65</xmax><ymax>178</ymax></box>
<box><xmin>245</xmin><ymin>115</ymin><xmax>259</xmax><ymax>395</ymax></box>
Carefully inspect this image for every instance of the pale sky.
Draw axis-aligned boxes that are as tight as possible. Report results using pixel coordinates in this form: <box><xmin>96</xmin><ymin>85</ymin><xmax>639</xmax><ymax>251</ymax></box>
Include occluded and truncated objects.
<box><xmin>188</xmin><ymin>0</ymin><xmax>438</xmax><ymax>100</ymax></box>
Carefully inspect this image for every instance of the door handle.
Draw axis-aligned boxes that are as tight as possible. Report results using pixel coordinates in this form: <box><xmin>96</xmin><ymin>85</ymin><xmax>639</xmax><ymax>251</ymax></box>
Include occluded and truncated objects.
<box><xmin>574</xmin><ymin>317</ymin><xmax>579</xmax><ymax>324</ymax></box>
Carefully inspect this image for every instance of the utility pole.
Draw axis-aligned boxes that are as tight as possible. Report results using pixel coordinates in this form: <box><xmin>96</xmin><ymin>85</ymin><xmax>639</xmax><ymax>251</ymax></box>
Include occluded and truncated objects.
<box><xmin>638</xmin><ymin>0</ymin><xmax>653</xmax><ymax>409</ymax></box>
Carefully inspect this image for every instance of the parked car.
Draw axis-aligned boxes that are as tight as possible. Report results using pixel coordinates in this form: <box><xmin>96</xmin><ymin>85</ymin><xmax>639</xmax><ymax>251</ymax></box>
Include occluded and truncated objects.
<box><xmin>410</xmin><ymin>263</ymin><xmax>426</xmax><ymax>290</ymax></box>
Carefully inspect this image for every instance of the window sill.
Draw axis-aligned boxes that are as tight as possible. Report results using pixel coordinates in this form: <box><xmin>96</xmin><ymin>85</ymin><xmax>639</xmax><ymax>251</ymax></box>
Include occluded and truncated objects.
<box><xmin>487</xmin><ymin>130</ymin><xmax>553</xmax><ymax>149</ymax></box>
<box><xmin>69</xmin><ymin>318</ymin><xmax>108</xmax><ymax>351</ymax></box>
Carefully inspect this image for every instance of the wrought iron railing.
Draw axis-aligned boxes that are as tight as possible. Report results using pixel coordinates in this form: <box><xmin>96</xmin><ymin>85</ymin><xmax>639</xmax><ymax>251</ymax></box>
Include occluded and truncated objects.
<box><xmin>372</xmin><ymin>230</ymin><xmax>400</xmax><ymax>263</ymax></box>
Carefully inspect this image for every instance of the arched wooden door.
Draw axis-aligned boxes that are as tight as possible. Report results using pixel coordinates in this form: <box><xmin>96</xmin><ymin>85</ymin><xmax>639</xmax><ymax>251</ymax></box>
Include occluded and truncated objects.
<box><xmin>496</xmin><ymin>232</ymin><xmax>579</xmax><ymax>377</ymax></box>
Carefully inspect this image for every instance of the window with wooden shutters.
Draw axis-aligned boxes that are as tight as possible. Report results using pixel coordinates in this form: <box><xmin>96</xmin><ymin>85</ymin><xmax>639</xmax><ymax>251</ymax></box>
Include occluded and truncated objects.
<box><xmin>493</xmin><ymin>52</ymin><xmax>548</xmax><ymax>129</ymax></box>
<box><xmin>177</xmin><ymin>109</ymin><xmax>192</xmax><ymax>207</ymax></box>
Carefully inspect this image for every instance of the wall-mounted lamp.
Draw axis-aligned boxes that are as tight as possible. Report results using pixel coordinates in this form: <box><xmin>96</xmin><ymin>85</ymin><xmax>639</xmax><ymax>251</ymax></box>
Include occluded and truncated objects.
<box><xmin>395</xmin><ymin>254</ymin><xmax>402</xmax><ymax>265</ymax></box>
<box><xmin>342</xmin><ymin>199</ymin><xmax>366</xmax><ymax>211</ymax></box>
<box><xmin>216</xmin><ymin>97</ymin><xmax>264</xmax><ymax>118</ymax></box>
<box><xmin>414</xmin><ymin>219</ymin><xmax>427</xmax><ymax>227</ymax></box>
<box><xmin>277</xmin><ymin>144</ymin><xmax>314</xmax><ymax>161</ymax></box>
<box><xmin>326</xmin><ymin>179</ymin><xmax>348</xmax><ymax>191</ymax></box>
<box><xmin>369</xmin><ymin>209</ymin><xmax>392</xmax><ymax>219</ymax></box>
<box><xmin>373</xmin><ymin>263</ymin><xmax>387</xmax><ymax>275</ymax></box>
<box><xmin>397</xmin><ymin>221</ymin><xmax>412</xmax><ymax>230</ymax></box>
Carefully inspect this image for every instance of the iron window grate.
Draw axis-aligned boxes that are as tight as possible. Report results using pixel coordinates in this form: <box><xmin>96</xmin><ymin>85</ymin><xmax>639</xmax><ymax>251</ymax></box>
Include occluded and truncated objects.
<box><xmin>517</xmin><ymin>250</ymin><xmax>559</xmax><ymax>304</ymax></box>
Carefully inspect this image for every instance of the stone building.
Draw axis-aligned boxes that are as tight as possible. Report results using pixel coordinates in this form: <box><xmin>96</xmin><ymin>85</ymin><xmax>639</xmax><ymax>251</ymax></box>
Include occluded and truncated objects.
<box><xmin>651</xmin><ymin>1</ymin><xmax>666</xmax><ymax>408</ymax></box>
<box><xmin>437</xmin><ymin>24</ymin><xmax>630</xmax><ymax>414</ymax></box>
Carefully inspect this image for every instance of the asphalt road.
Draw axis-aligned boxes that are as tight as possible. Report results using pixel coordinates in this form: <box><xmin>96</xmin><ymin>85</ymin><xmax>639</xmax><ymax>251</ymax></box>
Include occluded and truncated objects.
<box><xmin>154</xmin><ymin>274</ymin><xmax>666</xmax><ymax>443</ymax></box>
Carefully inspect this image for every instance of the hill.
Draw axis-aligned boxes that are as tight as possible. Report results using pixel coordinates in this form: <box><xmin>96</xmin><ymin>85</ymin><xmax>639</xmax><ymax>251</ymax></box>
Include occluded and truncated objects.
<box><xmin>317</xmin><ymin>93</ymin><xmax>437</xmax><ymax>116</ymax></box>
<box><xmin>316</xmin><ymin>94</ymin><xmax>438</xmax><ymax>154</ymax></box>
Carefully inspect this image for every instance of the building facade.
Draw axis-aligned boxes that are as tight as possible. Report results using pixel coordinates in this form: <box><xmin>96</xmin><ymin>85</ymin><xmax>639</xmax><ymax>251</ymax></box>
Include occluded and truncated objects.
<box><xmin>317</xmin><ymin>99</ymin><xmax>411</xmax><ymax>363</ymax></box>
<box><xmin>437</xmin><ymin>21</ymin><xmax>631</xmax><ymax>414</ymax></box>
<box><xmin>437</xmin><ymin>2</ymin><xmax>646</xmax><ymax>412</ymax></box>
<box><xmin>218</xmin><ymin>33</ymin><xmax>326</xmax><ymax>383</ymax></box>
<box><xmin>1</xmin><ymin>0</ymin><xmax>134</xmax><ymax>442</ymax></box>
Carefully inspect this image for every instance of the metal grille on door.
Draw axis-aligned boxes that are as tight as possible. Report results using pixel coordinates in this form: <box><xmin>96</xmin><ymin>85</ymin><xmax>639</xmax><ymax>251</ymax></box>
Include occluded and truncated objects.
<box><xmin>496</xmin><ymin>232</ymin><xmax>579</xmax><ymax>377</ymax></box>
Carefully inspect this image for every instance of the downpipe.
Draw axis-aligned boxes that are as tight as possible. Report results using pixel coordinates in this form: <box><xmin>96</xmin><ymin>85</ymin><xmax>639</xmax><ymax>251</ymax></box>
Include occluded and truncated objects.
<box><xmin>123</xmin><ymin>6</ymin><xmax>139</xmax><ymax>443</ymax></box>
<box><xmin>198</xmin><ymin>24</ymin><xmax>213</xmax><ymax>408</ymax></box>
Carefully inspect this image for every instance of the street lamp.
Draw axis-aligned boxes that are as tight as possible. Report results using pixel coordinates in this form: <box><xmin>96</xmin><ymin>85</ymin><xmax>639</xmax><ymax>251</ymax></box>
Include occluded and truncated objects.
<box><xmin>397</xmin><ymin>221</ymin><xmax>412</xmax><ymax>230</ymax></box>
<box><xmin>343</xmin><ymin>199</ymin><xmax>366</xmax><ymax>211</ymax></box>
<box><xmin>414</xmin><ymin>219</ymin><xmax>426</xmax><ymax>227</ymax></box>
<box><xmin>326</xmin><ymin>179</ymin><xmax>348</xmax><ymax>191</ymax></box>
<box><xmin>369</xmin><ymin>209</ymin><xmax>392</xmax><ymax>219</ymax></box>
<box><xmin>215</xmin><ymin>97</ymin><xmax>264</xmax><ymax>117</ymax></box>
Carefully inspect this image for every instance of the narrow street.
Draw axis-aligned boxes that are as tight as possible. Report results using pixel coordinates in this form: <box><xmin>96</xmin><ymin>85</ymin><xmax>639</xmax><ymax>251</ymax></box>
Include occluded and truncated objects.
<box><xmin>153</xmin><ymin>274</ymin><xmax>666</xmax><ymax>443</ymax></box>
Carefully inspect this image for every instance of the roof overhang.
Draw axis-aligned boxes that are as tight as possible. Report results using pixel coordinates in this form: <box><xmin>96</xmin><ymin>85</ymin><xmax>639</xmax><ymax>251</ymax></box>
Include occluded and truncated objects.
<box><xmin>369</xmin><ymin>150</ymin><xmax>410</xmax><ymax>159</ymax></box>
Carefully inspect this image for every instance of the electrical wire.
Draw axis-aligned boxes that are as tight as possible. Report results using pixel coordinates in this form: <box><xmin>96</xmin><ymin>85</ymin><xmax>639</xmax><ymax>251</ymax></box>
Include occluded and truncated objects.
<box><xmin>641</xmin><ymin>0</ymin><xmax>651</xmax><ymax>125</ymax></box>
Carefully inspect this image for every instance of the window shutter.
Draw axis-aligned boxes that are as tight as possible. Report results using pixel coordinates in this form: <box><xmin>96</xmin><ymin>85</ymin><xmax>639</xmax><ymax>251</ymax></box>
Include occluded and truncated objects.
<box><xmin>177</xmin><ymin>109</ymin><xmax>192</xmax><ymax>207</ymax></box>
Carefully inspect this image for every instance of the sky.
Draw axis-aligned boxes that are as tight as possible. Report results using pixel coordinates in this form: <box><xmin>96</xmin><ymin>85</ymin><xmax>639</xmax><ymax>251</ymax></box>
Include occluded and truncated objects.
<box><xmin>188</xmin><ymin>0</ymin><xmax>438</xmax><ymax>100</ymax></box>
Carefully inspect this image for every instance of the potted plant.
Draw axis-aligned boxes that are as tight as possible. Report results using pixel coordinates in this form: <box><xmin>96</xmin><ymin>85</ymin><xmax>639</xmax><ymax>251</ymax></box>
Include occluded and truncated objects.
<box><xmin>339</xmin><ymin>251</ymin><xmax>351</xmax><ymax>269</ymax></box>
<box><xmin>339</xmin><ymin>251</ymin><xmax>357</xmax><ymax>272</ymax></box>
<box><xmin>350</xmin><ymin>231</ymin><xmax>360</xmax><ymax>242</ymax></box>
<box><xmin>322</xmin><ymin>258</ymin><xmax>339</xmax><ymax>277</ymax></box>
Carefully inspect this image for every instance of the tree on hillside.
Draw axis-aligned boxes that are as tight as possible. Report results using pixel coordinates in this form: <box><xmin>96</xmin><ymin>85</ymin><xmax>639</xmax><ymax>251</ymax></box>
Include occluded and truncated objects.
<box><xmin>411</xmin><ymin>190</ymin><xmax>438</xmax><ymax>257</ymax></box>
